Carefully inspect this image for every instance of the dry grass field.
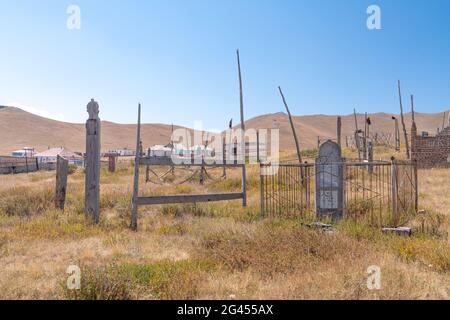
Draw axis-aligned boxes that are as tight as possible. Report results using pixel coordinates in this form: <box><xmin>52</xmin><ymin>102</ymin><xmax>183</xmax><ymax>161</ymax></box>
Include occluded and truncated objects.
<box><xmin>0</xmin><ymin>147</ymin><xmax>448</xmax><ymax>300</ymax></box>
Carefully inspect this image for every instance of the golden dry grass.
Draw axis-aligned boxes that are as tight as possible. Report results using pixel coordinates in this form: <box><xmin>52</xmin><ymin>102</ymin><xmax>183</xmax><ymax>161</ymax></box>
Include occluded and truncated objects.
<box><xmin>0</xmin><ymin>150</ymin><xmax>448</xmax><ymax>300</ymax></box>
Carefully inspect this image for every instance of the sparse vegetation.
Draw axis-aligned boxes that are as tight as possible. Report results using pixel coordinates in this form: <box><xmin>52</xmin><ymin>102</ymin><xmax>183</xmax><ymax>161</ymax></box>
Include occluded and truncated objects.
<box><xmin>0</xmin><ymin>147</ymin><xmax>448</xmax><ymax>300</ymax></box>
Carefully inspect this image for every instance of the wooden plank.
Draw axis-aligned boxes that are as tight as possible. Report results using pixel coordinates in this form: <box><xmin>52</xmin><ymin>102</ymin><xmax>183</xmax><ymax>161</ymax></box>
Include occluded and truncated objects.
<box><xmin>55</xmin><ymin>155</ymin><xmax>69</xmax><ymax>210</ymax></box>
<box><xmin>137</xmin><ymin>192</ymin><xmax>244</xmax><ymax>205</ymax></box>
<box><xmin>131</xmin><ymin>103</ymin><xmax>141</xmax><ymax>231</ymax></box>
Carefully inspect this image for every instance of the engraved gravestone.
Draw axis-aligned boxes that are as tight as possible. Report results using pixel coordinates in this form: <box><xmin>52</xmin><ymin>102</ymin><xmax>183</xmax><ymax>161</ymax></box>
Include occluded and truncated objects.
<box><xmin>315</xmin><ymin>140</ymin><xmax>344</xmax><ymax>220</ymax></box>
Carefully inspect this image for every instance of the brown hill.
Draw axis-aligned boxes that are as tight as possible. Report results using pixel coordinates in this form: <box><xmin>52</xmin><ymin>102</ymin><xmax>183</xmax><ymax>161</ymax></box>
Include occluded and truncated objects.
<box><xmin>0</xmin><ymin>106</ymin><xmax>448</xmax><ymax>154</ymax></box>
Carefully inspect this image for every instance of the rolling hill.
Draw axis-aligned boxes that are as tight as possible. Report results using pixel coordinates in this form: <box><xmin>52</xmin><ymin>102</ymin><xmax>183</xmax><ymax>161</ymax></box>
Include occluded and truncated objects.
<box><xmin>0</xmin><ymin>106</ymin><xmax>447</xmax><ymax>155</ymax></box>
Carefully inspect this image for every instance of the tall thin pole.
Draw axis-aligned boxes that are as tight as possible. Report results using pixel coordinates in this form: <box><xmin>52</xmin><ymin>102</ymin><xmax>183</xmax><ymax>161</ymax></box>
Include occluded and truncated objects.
<box><xmin>237</xmin><ymin>50</ymin><xmax>247</xmax><ymax>207</ymax></box>
<box><xmin>410</xmin><ymin>94</ymin><xmax>415</xmax><ymax>123</ymax></box>
<box><xmin>442</xmin><ymin>111</ymin><xmax>447</xmax><ymax>131</ymax></box>
<box><xmin>278</xmin><ymin>86</ymin><xmax>302</xmax><ymax>164</ymax></box>
<box><xmin>354</xmin><ymin>108</ymin><xmax>361</xmax><ymax>161</ymax></box>
<box><xmin>337</xmin><ymin>116</ymin><xmax>342</xmax><ymax>147</ymax></box>
<box><xmin>131</xmin><ymin>103</ymin><xmax>141</xmax><ymax>231</ymax></box>
<box><xmin>397</xmin><ymin>80</ymin><xmax>410</xmax><ymax>159</ymax></box>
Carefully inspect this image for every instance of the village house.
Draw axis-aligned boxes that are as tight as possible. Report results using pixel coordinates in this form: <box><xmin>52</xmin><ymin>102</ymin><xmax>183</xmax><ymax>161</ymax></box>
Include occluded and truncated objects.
<box><xmin>35</xmin><ymin>147</ymin><xmax>84</xmax><ymax>166</ymax></box>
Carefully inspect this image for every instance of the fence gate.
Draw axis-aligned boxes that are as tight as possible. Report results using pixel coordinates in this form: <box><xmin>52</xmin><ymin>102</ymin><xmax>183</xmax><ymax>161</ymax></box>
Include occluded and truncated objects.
<box><xmin>260</xmin><ymin>163</ymin><xmax>314</xmax><ymax>217</ymax></box>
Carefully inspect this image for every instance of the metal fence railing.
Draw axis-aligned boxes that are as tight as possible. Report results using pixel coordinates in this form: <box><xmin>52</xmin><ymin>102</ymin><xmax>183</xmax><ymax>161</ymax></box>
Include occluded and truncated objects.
<box><xmin>260</xmin><ymin>159</ymin><xmax>418</xmax><ymax>227</ymax></box>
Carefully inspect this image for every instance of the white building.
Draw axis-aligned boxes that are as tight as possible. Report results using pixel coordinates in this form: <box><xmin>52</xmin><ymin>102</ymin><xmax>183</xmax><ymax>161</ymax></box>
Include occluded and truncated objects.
<box><xmin>35</xmin><ymin>147</ymin><xmax>84</xmax><ymax>166</ymax></box>
<box><xmin>108</xmin><ymin>148</ymin><xmax>135</xmax><ymax>157</ymax></box>
<box><xmin>11</xmin><ymin>147</ymin><xmax>35</xmax><ymax>157</ymax></box>
<box><xmin>149</xmin><ymin>145</ymin><xmax>172</xmax><ymax>157</ymax></box>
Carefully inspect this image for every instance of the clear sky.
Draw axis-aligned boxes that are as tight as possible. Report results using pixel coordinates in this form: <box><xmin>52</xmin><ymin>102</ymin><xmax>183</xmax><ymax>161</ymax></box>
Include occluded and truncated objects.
<box><xmin>0</xmin><ymin>0</ymin><xmax>449</xmax><ymax>131</ymax></box>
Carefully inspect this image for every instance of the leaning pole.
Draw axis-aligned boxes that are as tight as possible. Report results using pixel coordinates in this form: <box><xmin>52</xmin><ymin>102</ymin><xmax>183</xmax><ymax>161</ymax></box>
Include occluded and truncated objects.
<box><xmin>85</xmin><ymin>99</ymin><xmax>101</xmax><ymax>223</ymax></box>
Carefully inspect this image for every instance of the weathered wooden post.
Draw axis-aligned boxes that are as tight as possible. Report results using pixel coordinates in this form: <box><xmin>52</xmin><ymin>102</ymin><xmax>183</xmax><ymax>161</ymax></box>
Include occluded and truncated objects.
<box><xmin>85</xmin><ymin>99</ymin><xmax>101</xmax><ymax>223</ymax></box>
<box><xmin>368</xmin><ymin>141</ymin><xmax>374</xmax><ymax>174</ymax></box>
<box><xmin>146</xmin><ymin>148</ymin><xmax>151</xmax><ymax>182</ymax></box>
<box><xmin>397</xmin><ymin>80</ymin><xmax>410</xmax><ymax>159</ymax></box>
<box><xmin>413</xmin><ymin>159</ymin><xmax>419</xmax><ymax>214</ymax></box>
<box><xmin>391</xmin><ymin>157</ymin><xmax>398</xmax><ymax>226</ymax></box>
<box><xmin>337</xmin><ymin>116</ymin><xmax>342</xmax><ymax>147</ymax></box>
<box><xmin>131</xmin><ymin>103</ymin><xmax>141</xmax><ymax>231</ymax></box>
<box><xmin>108</xmin><ymin>154</ymin><xmax>117</xmax><ymax>173</ymax></box>
<box><xmin>237</xmin><ymin>50</ymin><xmax>247</xmax><ymax>207</ymax></box>
<box><xmin>353</xmin><ymin>109</ymin><xmax>361</xmax><ymax>161</ymax></box>
<box><xmin>55</xmin><ymin>155</ymin><xmax>69</xmax><ymax>210</ymax></box>
<box><xmin>222</xmin><ymin>137</ymin><xmax>227</xmax><ymax>178</ymax></box>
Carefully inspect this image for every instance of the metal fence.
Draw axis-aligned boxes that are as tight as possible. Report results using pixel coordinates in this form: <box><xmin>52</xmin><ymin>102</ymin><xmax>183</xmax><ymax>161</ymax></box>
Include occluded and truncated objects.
<box><xmin>260</xmin><ymin>159</ymin><xmax>418</xmax><ymax>227</ymax></box>
<box><xmin>260</xmin><ymin>163</ymin><xmax>314</xmax><ymax>218</ymax></box>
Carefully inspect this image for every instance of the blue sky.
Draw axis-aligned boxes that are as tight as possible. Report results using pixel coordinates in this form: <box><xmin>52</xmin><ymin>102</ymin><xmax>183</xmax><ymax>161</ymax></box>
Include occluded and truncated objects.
<box><xmin>0</xmin><ymin>0</ymin><xmax>449</xmax><ymax>130</ymax></box>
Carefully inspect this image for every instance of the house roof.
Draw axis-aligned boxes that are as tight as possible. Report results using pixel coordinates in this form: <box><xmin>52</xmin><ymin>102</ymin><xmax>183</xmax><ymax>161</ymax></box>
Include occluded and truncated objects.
<box><xmin>35</xmin><ymin>147</ymin><xmax>82</xmax><ymax>159</ymax></box>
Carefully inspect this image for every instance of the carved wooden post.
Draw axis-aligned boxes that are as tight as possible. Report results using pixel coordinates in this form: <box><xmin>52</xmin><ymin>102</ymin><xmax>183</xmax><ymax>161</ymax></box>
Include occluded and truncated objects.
<box><xmin>85</xmin><ymin>99</ymin><xmax>101</xmax><ymax>223</ymax></box>
<box><xmin>55</xmin><ymin>155</ymin><xmax>69</xmax><ymax>210</ymax></box>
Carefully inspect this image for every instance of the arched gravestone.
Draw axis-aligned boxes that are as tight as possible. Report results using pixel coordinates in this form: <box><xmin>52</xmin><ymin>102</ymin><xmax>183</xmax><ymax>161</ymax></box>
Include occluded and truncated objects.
<box><xmin>315</xmin><ymin>140</ymin><xmax>344</xmax><ymax>220</ymax></box>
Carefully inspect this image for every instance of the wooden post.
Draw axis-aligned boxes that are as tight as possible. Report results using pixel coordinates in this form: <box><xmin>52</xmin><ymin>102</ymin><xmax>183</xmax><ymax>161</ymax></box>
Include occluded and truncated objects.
<box><xmin>337</xmin><ymin>116</ymin><xmax>342</xmax><ymax>147</ymax></box>
<box><xmin>397</xmin><ymin>80</ymin><xmax>410</xmax><ymax>159</ymax></box>
<box><xmin>443</xmin><ymin>111</ymin><xmax>447</xmax><ymax>131</ymax></box>
<box><xmin>108</xmin><ymin>154</ymin><xmax>116</xmax><ymax>173</ymax></box>
<box><xmin>391</xmin><ymin>157</ymin><xmax>398</xmax><ymax>226</ymax></box>
<box><xmin>25</xmin><ymin>155</ymin><xmax>29</xmax><ymax>174</ymax></box>
<box><xmin>131</xmin><ymin>103</ymin><xmax>141</xmax><ymax>231</ymax></box>
<box><xmin>353</xmin><ymin>108</ymin><xmax>361</xmax><ymax>161</ymax></box>
<box><xmin>145</xmin><ymin>148</ymin><xmax>150</xmax><ymax>182</ymax></box>
<box><xmin>278</xmin><ymin>87</ymin><xmax>302</xmax><ymax>164</ymax></box>
<box><xmin>363</xmin><ymin>112</ymin><xmax>368</xmax><ymax>160</ymax></box>
<box><xmin>413</xmin><ymin>159</ymin><xmax>418</xmax><ymax>213</ymax></box>
<box><xmin>55</xmin><ymin>155</ymin><xmax>69</xmax><ymax>210</ymax></box>
<box><xmin>85</xmin><ymin>99</ymin><xmax>101</xmax><ymax>224</ymax></box>
<box><xmin>222</xmin><ymin>137</ymin><xmax>227</xmax><ymax>178</ymax></box>
<box><xmin>410</xmin><ymin>94</ymin><xmax>415</xmax><ymax>123</ymax></box>
<box><xmin>256</xmin><ymin>130</ymin><xmax>260</xmax><ymax>163</ymax></box>
<box><xmin>317</xmin><ymin>136</ymin><xmax>320</xmax><ymax>150</ymax></box>
<box><xmin>237</xmin><ymin>50</ymin><xmax>247</xmax><ymax>207</ymax></box>
<box><xmin>368</xmin><ymin>141</ymin><xmax>374</xmax><ymax>174</ymax></box>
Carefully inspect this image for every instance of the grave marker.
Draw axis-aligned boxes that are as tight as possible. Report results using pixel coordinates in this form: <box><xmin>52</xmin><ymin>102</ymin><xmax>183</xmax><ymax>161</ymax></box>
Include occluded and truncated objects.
<box><xmin>315</xmin><ymin>140</ymin><xmax>344</xmax><ymax>221</ymax></box>
<box><xmin>85</xmin><ymin>99</ymin><xmax>101</xmax><ymax>223</ymax></box>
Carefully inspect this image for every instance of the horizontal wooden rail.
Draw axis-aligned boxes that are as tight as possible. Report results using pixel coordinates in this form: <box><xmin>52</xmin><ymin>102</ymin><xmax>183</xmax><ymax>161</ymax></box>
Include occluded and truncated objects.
<box><xmin>137</xmin><ymin>192</ymin><xmax>244</xmax><ymax>205</ymax></box>
<box><xmin>138</xmin><ymin>156</ymin><xmax>244</xmax><ymax>168</ymax></box>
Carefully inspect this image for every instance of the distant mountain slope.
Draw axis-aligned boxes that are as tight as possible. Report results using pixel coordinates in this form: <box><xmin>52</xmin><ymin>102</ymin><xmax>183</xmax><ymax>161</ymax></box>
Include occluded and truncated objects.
<box><xmin>0</xmin><ymin>106</ymin><xmax>447</xmax><ymax>154</ymax></box>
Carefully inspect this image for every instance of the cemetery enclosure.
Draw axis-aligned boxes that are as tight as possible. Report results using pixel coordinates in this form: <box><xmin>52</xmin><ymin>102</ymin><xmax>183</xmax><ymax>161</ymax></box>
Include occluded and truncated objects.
<box><xmin>260</xmin><ymin>159</ymin><xmax>418</xmax><ymax>227</ymax></box>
